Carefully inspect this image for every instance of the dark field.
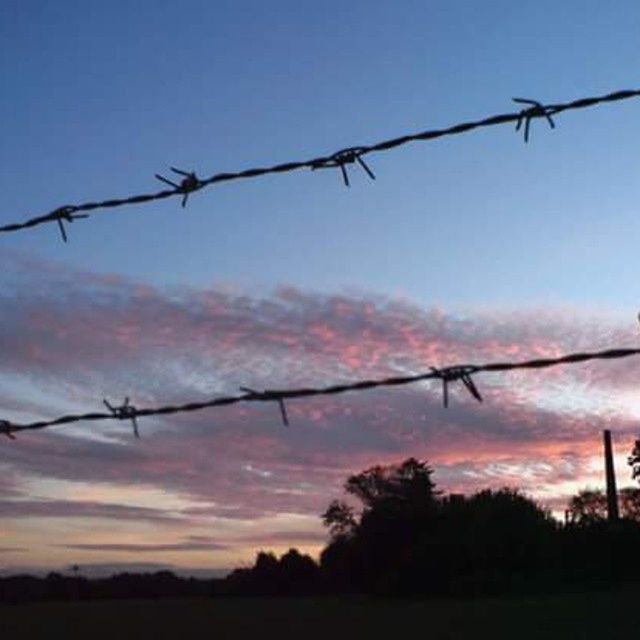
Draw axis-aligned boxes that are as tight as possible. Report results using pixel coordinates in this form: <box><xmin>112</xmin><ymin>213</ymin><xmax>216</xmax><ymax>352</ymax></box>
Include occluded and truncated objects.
<box><xmin>1</xmin><ymin>587</ymin><xmax>637</xmax><ymax>640</ymax></box>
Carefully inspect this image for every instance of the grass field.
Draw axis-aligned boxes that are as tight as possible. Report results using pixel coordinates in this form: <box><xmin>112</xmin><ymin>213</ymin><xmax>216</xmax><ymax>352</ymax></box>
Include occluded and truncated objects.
<box><xmin>1</xmin><ymin>587</ymin><xmax>637</xmax><ymax>639</ymax></box>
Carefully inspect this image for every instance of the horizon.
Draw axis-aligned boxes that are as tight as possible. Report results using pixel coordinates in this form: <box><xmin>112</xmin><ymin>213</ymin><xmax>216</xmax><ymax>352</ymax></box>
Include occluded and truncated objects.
<box><xmin>2</xmin><ymin>0</ymin><xmax>640</xmax><ymax>575</ymax></box>
<box><xmin>1</xmin><ymin>452</ymin><xmax>636</xmax><ymax>579</ymax></box>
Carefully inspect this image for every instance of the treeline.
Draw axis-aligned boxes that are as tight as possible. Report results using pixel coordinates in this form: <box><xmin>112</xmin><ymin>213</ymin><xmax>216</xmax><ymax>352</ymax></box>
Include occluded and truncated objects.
<box><xmin>5</xmin><ymin>457</ymin><xmax>640</xmax><ymax>603</ymax></box>
<box><xmin>0</xmin><ymin>571</ymin><xmax>222</xmax><ymax>604</ymax></box>
<box><xmin>0</xmin><ymin>554</ymin><xmax>322</xmax><ymax>603</ymax></box>
<box><xmin>229</xmin><ymin>458</ymin><xmax>640</xmax><ymax>596</ymax></box>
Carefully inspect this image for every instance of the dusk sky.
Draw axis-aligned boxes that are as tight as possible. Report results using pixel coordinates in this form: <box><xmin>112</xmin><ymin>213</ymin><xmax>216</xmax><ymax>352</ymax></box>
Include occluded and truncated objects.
<box><xmin>1</xmin><ymin>1</ymin><xmax>640</xmax><ymax>576</ymax></box>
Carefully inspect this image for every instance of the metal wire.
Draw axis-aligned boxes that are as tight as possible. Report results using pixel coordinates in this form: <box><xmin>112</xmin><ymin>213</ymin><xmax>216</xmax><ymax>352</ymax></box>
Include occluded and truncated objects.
<box><xmin>3</xmin><ymin>346</ymin><xmax>638</xmax><ymax>438</ymax></box>
<box><xmin>1</xmin><ymin>88</ymin><xmax>638</xmax><ymax>239</ymax></box>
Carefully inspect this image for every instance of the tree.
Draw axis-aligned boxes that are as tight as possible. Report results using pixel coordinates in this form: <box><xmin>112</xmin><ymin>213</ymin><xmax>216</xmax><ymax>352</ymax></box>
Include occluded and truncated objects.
<box><xmin>567</xmin><ymin>487</ymin><xmax>640</xmax><ymax>524</ymax></box>
<box><xmin>567</xmin><ymin>489</ymin><xmax>608</xmax><ymax>525</ymax></box>
<box><xmin>629</xmin><ymin>440</ymin><xmax>640</xmax><ymax>479</ymax></box>
<box><xmin>253</xmin><ymin>551</ymin><xmax>279</xmax><ymax>579</ymax></box>
<box><xmin>344</xmin><ymin>457</ymin><xmax>437</xmax><ymax>512</ymax></box>
<box><xmin>619</xmin><ymin>487</ymin><xmax>640</xmax><ymax>521</ymax></box>
<box><xmin>320</xmin><ymin>458</ymin><xmax>440</xmax><ymax>594</ymax></box>
<box><xmin>226</xmin><ymin>549</ymin><xmax>319</xmax><ymax>595</ymax></box>
<box><xmin>278</xmin><ymin>548</ymin><xmax>319</xmax><ymax>588</ymax></box>
<box><xmin>322</xmin><ymin>500</ymin><xmax>356</xmax><ymax>539</ymax></box>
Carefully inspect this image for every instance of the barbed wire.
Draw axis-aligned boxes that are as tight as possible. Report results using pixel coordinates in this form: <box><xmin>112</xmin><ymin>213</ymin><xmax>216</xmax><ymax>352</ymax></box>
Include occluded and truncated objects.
<box><xmin>2</xmin><ymin>346</ymin><xmax>638</xmax><ymax>439</ymax></box>
<box><xmin>1</xmin><ymin>88</ymin><xmax>638</xmax><ymax>241</ymax></box>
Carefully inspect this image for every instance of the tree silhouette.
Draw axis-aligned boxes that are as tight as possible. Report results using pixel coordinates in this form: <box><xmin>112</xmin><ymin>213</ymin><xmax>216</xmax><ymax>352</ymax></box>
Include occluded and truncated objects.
<box><xmin>226</xmin><ymin>549</ymin><xmax>320</xmax><ymax>595</ymax></box>
<box><xmin>628</xmin><ymin>439</ymin><xmax>640</xmax><ymax>479</ymax></box>
<box><xmin>320</xmin><ymin>459</ymin><xmax>563</xmax><ymax>594</ymax></box>
<box><xmin>567</xmin><ymin>489</ymin><xmax>608</xmax><ymax>525</ymax></box>
<box><xmin>321</xmin><ymin>458</ymin><xmax>443</xmax><ymax>593</ymax></box>
<box><xmin>322</xmin><ymin>500</ymin><xmax>357</xmax><ymax>539</ymax></box>
<box><xmin>343</xmin><ymin>457</ymin><xmax>438</xmax><ymax>511</ymax></box>
<box><xmin>619</xmin><ymin>487</ymin><xmax>640</xmax><ymax>521</ymax></box>
<box><xmin>567</xmin><ymin>487</ymin><xmax>640</xmax><ymax>524</ymax></box>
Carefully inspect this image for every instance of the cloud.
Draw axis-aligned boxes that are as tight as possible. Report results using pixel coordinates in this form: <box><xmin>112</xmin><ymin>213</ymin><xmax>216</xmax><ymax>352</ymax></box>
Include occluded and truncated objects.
<box><xmin>0</xmin><ymin>471</ymin><xmax>22</xmax><ymax>498</ymax></box>
<box><xmin>235</xmin><ymin>530</ymin><xmax>327</xmax><ymax>545</ymax></box>
<box><xmin>2</xmin><ymin>254</ymin><xmax>640</xmax><ymax>568</ymax></box>
<box><xmin>0</xmin><ymin>499</ymin><xmax>178</xmax><ymax>523</ymax></box>
<box><xmin>55</xmin><ymin>531</ymin><xmax>325</xmax><ymax>555</ymax></box>
<box><xmin>57</xmin><ymin>541</ymin><xmax>228</xmax><ymax>553</ymax></box>
<box><xmin>3</xmin><ymin>253</ymin><xmax>636</xmax><ymax>399</ymax></box>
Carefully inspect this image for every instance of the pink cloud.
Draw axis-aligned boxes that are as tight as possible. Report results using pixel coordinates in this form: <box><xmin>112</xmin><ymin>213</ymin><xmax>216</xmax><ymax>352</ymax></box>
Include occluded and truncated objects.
<box><xmin>0</xmin><ymin>499</ymin><xmax>179</xmax><ymax>523</ymax></box>
<box><xmin>57</xmin><ymin>542</ymin><xmax>229</xmax><ymax>553</ymax></box>
<box><xmin>2</xmin><ymin>254</ymin><xmax>640</xmax><ymax>568</ymax></box>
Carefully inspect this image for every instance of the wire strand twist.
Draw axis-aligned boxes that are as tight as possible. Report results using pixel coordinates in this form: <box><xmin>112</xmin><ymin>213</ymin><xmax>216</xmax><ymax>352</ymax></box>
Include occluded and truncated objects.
<box><xmin>2</xmin><ymin>346</ymin><xmax>638</xmax><ymax>438</ymax></box>
<box><xmin>1</xmin><ymin>88</ymin><xmax>638</xmax><ymax>239</ymax></box>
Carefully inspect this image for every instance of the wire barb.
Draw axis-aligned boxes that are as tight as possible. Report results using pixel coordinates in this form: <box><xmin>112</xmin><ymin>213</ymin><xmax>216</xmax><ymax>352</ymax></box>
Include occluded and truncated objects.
<box><xmin>311</xmin><ymin>147</ymin><xmax>376</xmax><ymax>187</ymax></box>
<box><xmin>0</xmin><ymin>420</ymin><xmax>16</xmax><ymax>440</ymax></box>
<box><xmin>430</xmin><ymin>366</ymin><xmax>483</xmax><ymax>408</ymax></box>
<box><xmin>49</xmin><ymin>206</ymin><xmax>89</xmax><ymax>243</ymax></box>
<box><xmin>240</xmin><ymin>387</ymin><xmax>290</xmax><ymax>426</ymax></box>
<box><xmin>103</xmin><ymin>397</ymin><xmax>140</xmax><ymax>438</ymax></box>
<box><xmin>513</xmin><ymin>98</ymin><xmax>556</xmax><ymax>143</ymax></box>
<box><xmin>155</xmin><ymin>167</ymin><xmax>201</xmax><ymax>207</ymax></box>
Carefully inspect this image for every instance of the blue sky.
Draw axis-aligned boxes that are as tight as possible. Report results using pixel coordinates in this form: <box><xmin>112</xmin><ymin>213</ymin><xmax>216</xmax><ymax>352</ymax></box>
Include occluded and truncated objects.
<box><xmin>2</xmin><ymin>0</ymin><xmax>639</xmax><ymax>306</ymax></box>
<box><xmin>1</xmin><ymin>1</ymin><xmax>640</xmax><ymax>574</ymax></box>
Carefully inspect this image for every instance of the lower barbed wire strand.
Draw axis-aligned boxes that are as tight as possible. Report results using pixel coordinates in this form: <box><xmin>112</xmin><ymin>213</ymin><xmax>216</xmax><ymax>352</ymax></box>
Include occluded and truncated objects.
<box><xmin>3</xmin><ymin>346</ymin><xmax>639</xmax><ymax>436</ymax></box>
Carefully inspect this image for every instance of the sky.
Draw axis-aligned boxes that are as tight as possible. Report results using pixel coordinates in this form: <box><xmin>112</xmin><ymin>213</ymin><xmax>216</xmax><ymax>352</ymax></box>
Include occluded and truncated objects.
<box><xmin>1</xmin><ymin>0</ymin><xmax>639</xmax><ymax>576</ymax></box>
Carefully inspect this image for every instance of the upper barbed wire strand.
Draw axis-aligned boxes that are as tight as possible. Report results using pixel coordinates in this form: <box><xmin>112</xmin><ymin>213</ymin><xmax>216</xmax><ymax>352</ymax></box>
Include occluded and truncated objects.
<box><xmin>1</xmin><ymin>88</ymin><xmax>639</xmax><ymax>238</ymax></box>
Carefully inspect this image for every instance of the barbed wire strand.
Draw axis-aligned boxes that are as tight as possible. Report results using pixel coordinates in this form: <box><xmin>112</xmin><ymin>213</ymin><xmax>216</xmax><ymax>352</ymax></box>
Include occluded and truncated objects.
<box><xmin>2</xmin><ymin>346</ymin><xmax>639</xmax><ymax>438</ymax></box>
<box><xmin>1</xmin><ymin>88</ymin><xmax>638</xmax><ymax>239</ymax></box>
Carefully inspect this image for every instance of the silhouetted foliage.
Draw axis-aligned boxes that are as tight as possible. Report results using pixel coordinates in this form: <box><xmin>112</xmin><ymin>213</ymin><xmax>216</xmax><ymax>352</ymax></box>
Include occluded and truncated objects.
<box><xmin>620</xmin><ymin>487</ymin><xmax>640</xmax><ymax>521</ymax></box>
<box><xmin>320</xmin><ymin>458</ymin><xmax>640</xmax><ymax>595</ymax></box>
<box><xmin>0</xmin><ymin>570</ymin><xmax>221</xmax><ymax>604</ymax></box>
<box><xmin>226</xmin><ymin>548</ymin><xmax>320</xmax><ymax>595</ymax></box>
<box><xmin>567</xmin><ymin>489</ymin><xmax>608</xmax><ymax>525</ymax></box>
<box><xmin>629</xmin><ymin>439</ymin><xmax>640</xmax><ymax>480</ymax></box>
<box><xmin>344</xmin><ymin>457</ymin><xmax>438</xmax><ymax>512</ymax></box>
<box><xmin>322</xmin><ymin>500</ymin><xmax>357</xmax><ymax>539</ymax></box>
<box><xmin>567</xmin><ymin>487</ymin><xmax>640</xmax><ymax>525</ymax></box>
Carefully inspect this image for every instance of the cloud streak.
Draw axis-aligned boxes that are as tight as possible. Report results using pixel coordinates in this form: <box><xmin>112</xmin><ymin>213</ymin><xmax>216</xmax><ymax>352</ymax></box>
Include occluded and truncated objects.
<box><xmin>0</xmin><ymin>499</ymin><xmax>179</xmax><ymax>523</ymax></box>
<box><xmin>58</xmin><ymin>542</ymin><xmax>229</xmax><ymax>553</ymax></box>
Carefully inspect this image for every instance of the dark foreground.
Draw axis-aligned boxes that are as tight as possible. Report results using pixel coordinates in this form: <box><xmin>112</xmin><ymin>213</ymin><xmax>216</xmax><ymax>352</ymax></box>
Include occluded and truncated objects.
<box><xmin>1</xmin><ymin>587</ymin><xmax>637</xmax><ymax>640</ymax></box>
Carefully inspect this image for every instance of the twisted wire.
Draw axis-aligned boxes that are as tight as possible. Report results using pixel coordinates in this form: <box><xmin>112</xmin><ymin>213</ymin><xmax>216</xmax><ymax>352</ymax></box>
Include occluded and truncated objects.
<box><xmin>1</xmin><ymin>88</ymin><xmax>638</xmax><ymax>238</ymax></box>
<box><xmin>3</xmin><ymin>346</ymin><xmax>638</xmax><ymax>437</ymax></box>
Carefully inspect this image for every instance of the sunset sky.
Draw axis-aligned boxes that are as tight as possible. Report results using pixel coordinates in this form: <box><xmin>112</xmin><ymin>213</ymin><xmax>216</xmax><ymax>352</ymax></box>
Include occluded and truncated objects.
<box><xmin>1</xmin><ymin>1</ymin><xmax>640</xmax><ymax>576</ymax></box>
